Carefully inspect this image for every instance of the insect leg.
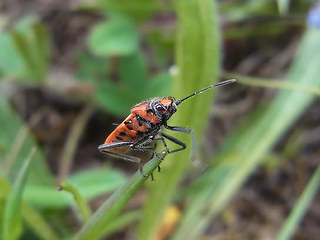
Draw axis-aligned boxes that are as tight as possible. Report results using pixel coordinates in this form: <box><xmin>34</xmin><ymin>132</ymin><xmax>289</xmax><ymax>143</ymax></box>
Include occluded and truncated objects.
<box><xmin>99</xmin><ymin>139</ymin><xmax>165</xmax><ymax>180</ymax></box>
<box><xmin>101</xmin><ymin>150</ymin><xmax>149</xmax><ymax>177</ymax></box>
<box><xmin>130</xmin><ymin>141</ymin><xmax>164</xmax><ymax>180</ymax></box>
<box><xmin>131</xmin><ymin>135</ymin><xmax>154</xmax><ymax>149</ymax></box>
<box><xmin>100</xmin><ymin>150</ymin><xmax>141</xmax><ymax>163</ymax></box>
<box><xmin>160</xmin><ymin>132</ymin><xmax>186</xmax><ymax>153</ymax></box>
<box><xmin>164</xmin><ymin>124</ymin><xmax>192</xmax><ymax>133</ymax></box>
<box><xmin>164</xmin><ymin>124</ymin><xmax>196</xmax><ymax>158</ymax></box>
<box><xmin>98</xmin><ymin>141</ymin><xmax>135</xmax><ymax>152</ymax></box>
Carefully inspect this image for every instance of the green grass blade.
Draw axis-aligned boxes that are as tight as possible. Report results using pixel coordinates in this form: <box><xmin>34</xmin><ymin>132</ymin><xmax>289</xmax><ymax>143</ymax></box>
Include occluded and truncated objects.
<box><xmin>136</xmin><ymin>0</ymin><xmax>221</xmax><ymax>239</ymax></box>
<box><xmin>3</xmin><ymin>148</ymin><xmax>36</xmax><ymax>240</ymax></box>
<box><xmin>22</xmin><ymin>203</ymin><xmax>61</xmax><ymax>240</ymax></box>
<box><xmin>277</xmin><ymin>0</ymin><xmax>290</xmax><ymax>15</ymax></box>
<box><xmin>0</xmin><ymin>174</ymin><xmax>12</xmax><ymax>230</ymax></box>
<box><xmin>171</xmin><ymin>26</ymin><xmax>320</xmax><ymax>240</ymax></box>
<box><xmin>58</xmin><ymin>181</ymin><xmax>92</xmax><ymax>223</ymax></box>
<box><xmin>57</xmin><ymin>105</ymin><xmax>94</xmax><ymax>182</ymax></box>
<box><xmin>23</xmin><ymin>168</ymin><xmax>126</xmax><ymax>209</ymax></box>
<box><xmin>1</xmin><ymin>174</ymin><xmax>60</xmax><ymax>240</ymax></box>
<box><xmin>73</xmin><ymin>152</ymin><xmax>166</xmax><ymax>240</ymax></box>
<box><xmin>101</xmin><ymin>210</ymin><xmax>140</xmax><ymax>237</ymax></box>
<box><xmin>223</xmin><ymin>72</ymin><xmax>320</xmax><ymax>97</ymax></box>
<box><xmin>0</xmin><ymin>96</ymin><xmax>53</xmax><ymax>185</ymax></box>
<box><xmin>275</xmin><ymin>165</ymin><xmax>320</xmax><ymax>240</ymax></box>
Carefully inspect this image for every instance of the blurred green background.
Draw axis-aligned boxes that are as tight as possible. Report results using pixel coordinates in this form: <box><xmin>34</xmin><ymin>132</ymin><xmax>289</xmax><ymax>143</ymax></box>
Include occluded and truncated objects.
<box><xmin>1</xmin><ymin>0</ymin><xmax>320</xmax><ymax>239</ymax></box>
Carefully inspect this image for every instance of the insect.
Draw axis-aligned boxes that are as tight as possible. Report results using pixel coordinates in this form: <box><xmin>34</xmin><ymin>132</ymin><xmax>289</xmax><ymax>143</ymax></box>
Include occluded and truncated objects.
<box><xmin>98</xmin><ymin>79</ymin><xmax>236</xmax><ymax>178</ymax></box>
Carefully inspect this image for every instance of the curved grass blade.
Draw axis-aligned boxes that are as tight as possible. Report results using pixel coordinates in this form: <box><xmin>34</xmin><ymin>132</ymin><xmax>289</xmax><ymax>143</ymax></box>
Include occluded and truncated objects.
<box><xmin>275</xmin><ymin>165</ymin><xmax>320</xmax><ymax>240</ymax></box>
<box><xmin>2</xmin><ymin>148</ymin><xmax>36</xmax><ymax>240</ymax></box>
<box><xmin>1</xmin><ymin>173</ymin><xmax>60</xmax><ymax>240</ymax></box>
<box><xmin>58</xmin><ymin>181</ymin><xmax>92</xmax><ymax>223</ymax></box>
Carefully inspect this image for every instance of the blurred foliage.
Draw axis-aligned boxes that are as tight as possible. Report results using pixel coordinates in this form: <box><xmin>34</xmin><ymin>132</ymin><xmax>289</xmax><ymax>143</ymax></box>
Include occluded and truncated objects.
<box><xmin>0</xmin><ymin>97</ymin><xmax>53</xmax><ymax>185</ymax></box>
<box><xmin>3</xmin><ymin>149</ymin><xmax>35</xmax><ymax>240</ymax></box>
<box><xmin>24</xmin><ymin>168</ymin><xmax>126</xmax><ymax>208</ymax></box>
<box><xmin>0</xmin><ymin>0</ymin><xmax>320</xmax><ymax>240</ymax></box>
<box><xmin>88</xmin><ymin>12</ymin><xmax>139</xmax><ymax>56</ymax></box>
<box><xmin>0</xmin><ymin>16</ymin><xmax>50</xmax><ymax>82</ymax></box>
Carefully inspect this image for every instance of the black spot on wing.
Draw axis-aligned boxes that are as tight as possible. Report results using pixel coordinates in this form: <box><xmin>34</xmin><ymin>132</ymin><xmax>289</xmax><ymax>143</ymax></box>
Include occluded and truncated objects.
<box><xmin>124</xmin><ymin>120</ymin><xmax>133</xmax><ymax>130</ymax></box>
<box><xmin>119</xmin><ymin>131</ymin><xmax>126</xmax><ymax>136</ymax></box>
<box><xmin>126</xmin><ymin>125</ymin><xmax>133</xmax><ymax>130</ymax></box>
<box><xmin>116</xmin><ymin>136</ymin><xmax>123</xmax><ymax>141</ymax></box>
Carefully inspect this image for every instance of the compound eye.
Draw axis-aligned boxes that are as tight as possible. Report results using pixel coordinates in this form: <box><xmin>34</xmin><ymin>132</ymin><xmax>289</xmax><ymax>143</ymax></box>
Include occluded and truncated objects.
<box><xmin>155</xmin><ymin>104</ymin><xmax>164</xmax><ymax>111</ymax></box>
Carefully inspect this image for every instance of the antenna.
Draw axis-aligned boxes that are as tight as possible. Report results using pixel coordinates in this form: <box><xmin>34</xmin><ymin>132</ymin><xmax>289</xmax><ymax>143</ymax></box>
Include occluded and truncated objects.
<box><xmin>175</xmin><ymin>79</ymin><xmax>236</xmax><ymax>106</ymax></box>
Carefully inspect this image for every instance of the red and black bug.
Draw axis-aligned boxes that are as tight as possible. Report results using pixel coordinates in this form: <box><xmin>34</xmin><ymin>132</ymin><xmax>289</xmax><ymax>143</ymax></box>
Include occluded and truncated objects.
<box><xmin>98</xmin><ymin>79</ymin><xmax>236</xmax><ymax>178</ymax></box>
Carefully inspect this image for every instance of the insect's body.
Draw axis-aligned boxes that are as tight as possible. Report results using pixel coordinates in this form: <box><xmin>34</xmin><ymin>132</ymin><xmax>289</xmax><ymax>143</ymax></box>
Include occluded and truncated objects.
<box><xmin>103</xmin><ymin>113</ymin><xmax>155</xmax><ymax>153</ymax></box>
<box><xmin>99</xmin><ymin>79</ymin><xmax>236</xmax><ymax>178</ymax></box>
<box><xmin>102</xmin><ymin>97</ymin><xmax>177</xmax><ymax>153</ymax></box>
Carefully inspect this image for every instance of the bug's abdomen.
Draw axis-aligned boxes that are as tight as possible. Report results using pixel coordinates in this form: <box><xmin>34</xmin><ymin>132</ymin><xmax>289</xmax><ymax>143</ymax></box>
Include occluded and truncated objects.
<box><xmin>104</xmin><ymin>113</ymin><xmax>159</xmax><ymax>153</ymax></box>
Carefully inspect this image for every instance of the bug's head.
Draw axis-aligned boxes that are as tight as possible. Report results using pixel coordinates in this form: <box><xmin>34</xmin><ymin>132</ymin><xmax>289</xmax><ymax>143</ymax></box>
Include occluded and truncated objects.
<box><xmin>147</xmin><ymin>97</ymin><xmax>177</xmax><ymax>123</ymax></box>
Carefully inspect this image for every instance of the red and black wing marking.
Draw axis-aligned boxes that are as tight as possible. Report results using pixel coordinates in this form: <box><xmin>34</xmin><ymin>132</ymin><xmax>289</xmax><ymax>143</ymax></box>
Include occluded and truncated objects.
<box><xmin>103</xmin><ymin>102</ymin><xmax>159</xmax><ymax>153</ymax></box>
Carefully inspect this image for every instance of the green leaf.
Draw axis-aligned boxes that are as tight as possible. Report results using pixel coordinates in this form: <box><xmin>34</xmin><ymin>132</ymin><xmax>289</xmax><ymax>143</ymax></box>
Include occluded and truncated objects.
<box><xmin>88</xmin><ymin>14</ymin><xmax>139</xmax><ymax>56</ymax></box>
<box><xmin>68</xmin><ymin>168</ymin><xmax>127</xmax><ymax>198</ymax></box>
<box><xmin>75</xmin><ymin>52</ymin><xmax>110</xmax><ymax>82</ymax></box>
<box><xmin>0</xmin><ymin>32</ymin><xmax>26</xmax><ymax>78</ymax></box>
<box><xmin>119</xmin><ymin>52</ymin><xmax>148</xmax><ymax>91</ymax></box>
<box><xmin>143</xmin><ymin>72</ymin><xmax>172</xmax><ymax>98</ymax></box>
<box><xmin>95</xmin><ymin>81</ymin><xmax>141</xmax><ymax>116</ymax></box>
<box><xmin>3</xmin><ymin>148</ymin><xmax>36</xmax><ymax>240</ymax></box>
<box><xmin>23</xmin><ymin>184</ymin><xmax>72</xmax><ymax>208</ymax></box>
<box><xmin>23</xmin><ymin>168</ymin><xmax>126</xmax><ymax>208</ymax></box>
<box><xmin>0</xmin><ymin>16</ymin><xmax>49</xmax><ymax>82</ymax></box>
<box><xmin>0</xmin><ymin>96</ymin><xmax>53</xmax><ymax>185</ymax></box>
<box><xmin>147</xmin><ymin>30</ymin><xmax>174</xmax><ymax>63</ymax></box>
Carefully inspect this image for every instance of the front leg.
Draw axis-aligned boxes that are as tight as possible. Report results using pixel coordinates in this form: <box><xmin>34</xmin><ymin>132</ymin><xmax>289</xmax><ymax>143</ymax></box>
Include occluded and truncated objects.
<box><xmin>164</xmin><ymin>124</ymin><xmax>196</xmax><ymax>159</ymax></box>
